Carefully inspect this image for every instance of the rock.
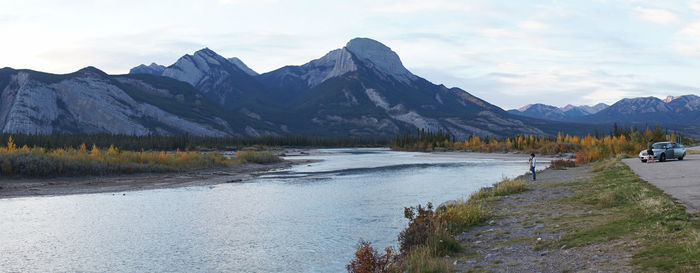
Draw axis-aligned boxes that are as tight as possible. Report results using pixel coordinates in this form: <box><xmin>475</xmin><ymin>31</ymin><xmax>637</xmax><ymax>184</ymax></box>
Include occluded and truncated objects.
<box><xmin>489</xmin><ymin>220</ymin><xmax>496</xmax><ymax>225</ymax></box>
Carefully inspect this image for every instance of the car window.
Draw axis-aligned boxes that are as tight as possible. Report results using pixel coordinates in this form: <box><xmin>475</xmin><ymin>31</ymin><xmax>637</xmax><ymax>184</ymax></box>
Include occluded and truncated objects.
<box><xmin>671</xmin><ymin>143</ymin><xmax>678</xmax><ymax>148</ymax></box>
<box><xmin>679</xmin><ymin>144</ymin><xmax>684</xmax><ymax>148</ymax></box>
<box><xmin>652</xmin><ymin>143</ymin><xmax>665</xmax><ymax>149</ymax></box>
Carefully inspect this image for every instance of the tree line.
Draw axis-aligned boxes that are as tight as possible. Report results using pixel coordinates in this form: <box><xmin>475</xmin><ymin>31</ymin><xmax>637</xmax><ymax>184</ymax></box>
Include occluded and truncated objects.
<box><xmin>391</xmin><ymin>125</ymin><xmax>696</xmax><ymax>164</ymax></box>
<box><xmin>0</xmin><ymin>134</ymin><xmax>391</xmax><ymax>151</ymax></box>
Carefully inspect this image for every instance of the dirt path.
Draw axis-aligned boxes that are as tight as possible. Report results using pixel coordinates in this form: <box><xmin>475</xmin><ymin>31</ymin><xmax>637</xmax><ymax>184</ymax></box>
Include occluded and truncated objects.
<box><xmin>454</xmin><ymin>166</ymin><xmax>637</xmax><ymax>272</ymax></box>
<box><xmin>622</xmin><ymin>155</ymin><xmax>700</xmax><ymax>213</ymax></box>
<box><xmin>0</xmin><ymin>159</ymin><xmax>312</xmax><ymax>199</ymax></box>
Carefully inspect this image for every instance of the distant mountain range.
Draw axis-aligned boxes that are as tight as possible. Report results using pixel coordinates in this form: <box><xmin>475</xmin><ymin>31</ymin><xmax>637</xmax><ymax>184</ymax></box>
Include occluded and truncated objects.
<box><xmin>509</xmin><ymin>95</ymin><xmax>700</xmax><ymax>132</ymax></box>
<box><xmin>508</xmin><ymin>103</ymin><xmax>609</xmax><ymax>121</ymax></box>
<box><xmin>1</xmin><ymin>37</ymin><xmax>698</xmax><ymax>137</ymax></box>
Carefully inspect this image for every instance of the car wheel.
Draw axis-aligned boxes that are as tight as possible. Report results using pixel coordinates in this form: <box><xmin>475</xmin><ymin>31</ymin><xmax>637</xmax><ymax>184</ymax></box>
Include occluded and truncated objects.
<box><xmin>679</xmin><ymin>153</ymin><xmax>685</xmax><ymax>160</ymax></box>
<box><xmin>641</xmin><ymin>159</ymin><xmax>647</xmax><ymax>163</ymax></box>
<box><xmin>660</xmin><ymin>153</ymin><xmax>666</xmax><ymax>162</ymax></box>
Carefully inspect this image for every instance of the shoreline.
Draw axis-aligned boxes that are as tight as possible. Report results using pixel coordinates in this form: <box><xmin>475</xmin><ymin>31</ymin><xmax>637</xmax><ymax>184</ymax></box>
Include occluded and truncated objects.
<box><xmin>0</xmin><ymin>148</ymin><xmax>566</xmax><ymax>199</ymax></box>
<box><xmin>0</xmin><ymin>158</ymin><xmax>314</xmax><ymax>199</ymax></box>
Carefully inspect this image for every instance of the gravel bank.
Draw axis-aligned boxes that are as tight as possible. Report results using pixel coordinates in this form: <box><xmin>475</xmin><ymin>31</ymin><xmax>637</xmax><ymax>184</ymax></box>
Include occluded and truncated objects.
<box><xmin>455</xmin><ymin>165</ymin><xmax>636</xmax><ymax>272</ymax></box>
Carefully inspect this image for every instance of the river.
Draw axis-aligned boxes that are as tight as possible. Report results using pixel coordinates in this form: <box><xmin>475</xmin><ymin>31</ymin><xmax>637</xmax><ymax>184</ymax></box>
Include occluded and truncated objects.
<box><xmin>0</xmin><ymin>148</ymin><xmax>548</xmax><ymax>272</ymax></box>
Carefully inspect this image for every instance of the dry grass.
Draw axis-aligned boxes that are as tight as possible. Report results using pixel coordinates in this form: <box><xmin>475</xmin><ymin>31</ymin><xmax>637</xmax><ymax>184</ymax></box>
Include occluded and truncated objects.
<box><xmin>439</xmin><ymin>200</ymin><xmax>489</xmax><ymax>233</ymax></box>
<box><xmin>236</xmin><ymin>150</ymin><xmax>283</xmax><ymax>164</ymax></box>
<box><xmin>403</xmin><ymin>245</ymin><xmax>451</xmax><ymax>273</ymax></box>
<box><xmin>472</xmin><ymin>177</ymin><xmax>529</xmax><ymax>200</ymax></box>
<box><xmin>549</xmin><ymin>159</ymin><xmax>577</xmax><ymax>169</ymax></box>
<box><xmin>0</xmin><ymin>137</ymin><xmax>282</xmax><ymax>177</ymax></box>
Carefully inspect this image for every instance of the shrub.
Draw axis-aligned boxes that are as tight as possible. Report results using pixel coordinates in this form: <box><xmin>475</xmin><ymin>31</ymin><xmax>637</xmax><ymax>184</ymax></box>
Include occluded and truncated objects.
<box><xmin>237</xmin><ymin>151</ymin><xmax>283</xmax><ymax>164</ymax></box>
<box><xmin>346</xmin><ymin>240</ymin><xmax>398</xmax><ymax>273</ymax></box>
<box><xmin>550</xmin><ymin>159</ymin><xmax>577</xmax><ymax>169</ymax></box>
<box><xmin>0</xmin><ymin>144</ymin><xmax>239</xmax><ymax>178</ymax></box>
<box><xmin>398</xmin><ymin>203</ymin><xmax>439</xmax><ymax>254</ymax></box>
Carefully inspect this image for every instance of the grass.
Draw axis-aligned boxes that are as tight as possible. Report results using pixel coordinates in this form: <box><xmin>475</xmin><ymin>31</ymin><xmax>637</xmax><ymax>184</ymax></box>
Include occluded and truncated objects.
<box><xmin>470</xmin><ymin>177</ymin><xmax>529</xmax><ymax>200</ymax></box>
<box><xmin>403</xmin><ymin>245</ymin><xmax>452</xmax><ymax>273</ymax></box>
<box><xmin>549</xmin><ymin>158</ymin><xmax>700</xmax><ymax>271</ymax></box>
<box><xmin>236</xmin><ymin>150</ymin><xmax>283</xmax><ymax>164</ymax></box>
<box><xmin>439</xmin><ymin>200</ymin><xmax>490</xmax><ymax>233</ymax></box>
<box><xmin>395</xmin><ymin>177</ymin><xmax>529</xmax><ymax>271</ymax></box>
<box><xmin>687</xmin><ymin>150</ymin><xmax>700</xmax><ymax>155</ymax></box>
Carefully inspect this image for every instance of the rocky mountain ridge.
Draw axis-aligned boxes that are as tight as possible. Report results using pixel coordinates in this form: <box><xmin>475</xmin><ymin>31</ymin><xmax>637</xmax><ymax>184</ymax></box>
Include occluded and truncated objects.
<box><xmin>0</xmin><ymin>66</ymin><xmax>271</xmax><ymax>136</ymax></box>
<box><xmin>508</xmin><ymin>103</ymin><xmax>609</xmax><ymax>121</ymax></box>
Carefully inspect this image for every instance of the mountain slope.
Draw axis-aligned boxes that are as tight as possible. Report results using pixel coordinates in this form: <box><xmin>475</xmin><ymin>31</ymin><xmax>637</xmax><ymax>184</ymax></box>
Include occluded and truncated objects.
<box><xmin>0</xmin><ymin>67</ymin><xmax>272</xmax><ymax>136</ymax></box>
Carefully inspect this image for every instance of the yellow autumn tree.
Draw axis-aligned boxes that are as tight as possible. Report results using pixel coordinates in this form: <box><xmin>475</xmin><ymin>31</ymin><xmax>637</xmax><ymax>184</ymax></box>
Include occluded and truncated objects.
<box><xmin>91</xmin><ymin>144</ymin><xmax>101</xmax><ymax>159</ymax></box>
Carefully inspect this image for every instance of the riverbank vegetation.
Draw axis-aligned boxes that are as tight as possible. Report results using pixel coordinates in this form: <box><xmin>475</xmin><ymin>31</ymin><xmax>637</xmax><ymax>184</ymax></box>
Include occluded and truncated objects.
<box><xmin>347</xmin><ymin>178</ymin><xmax>528</xmax><ymax>272</ymax></box>
<box><xmin>0</xmin><ymin>137</ymin><xmax>281</xmax><ymax>177</ymax></box>
<box><xmin>349</xmin><ymin>158</ymin><xmax>700</xmax><ymax>272</ymax></box>
<box><xmin>553</xmin><ymin>158</ymin><xmax>700</xmax><ymax>271</ymax></box>
<box><xmin>392</xmin><ymin>126</ymin><xmax>695</xmax><ymax>164</ymax></box>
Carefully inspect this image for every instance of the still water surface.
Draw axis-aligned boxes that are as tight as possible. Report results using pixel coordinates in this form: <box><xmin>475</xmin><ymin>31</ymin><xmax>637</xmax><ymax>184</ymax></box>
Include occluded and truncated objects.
<box><xmin>0</xmin><ymin>149</ymin><xmax>547</xmax><ymax>272</ymax></box>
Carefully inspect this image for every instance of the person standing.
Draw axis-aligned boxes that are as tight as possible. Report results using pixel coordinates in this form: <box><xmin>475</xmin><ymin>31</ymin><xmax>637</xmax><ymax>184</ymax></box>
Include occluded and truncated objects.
<box><xmin>529</xmin><ymin>153</ymin><xmax>536</xmax><ymax>181</ymax></box>
<box><xmin>646</xmin><ymin>139</ymin><xmax>655</xmax><ymax>163</ymax></box>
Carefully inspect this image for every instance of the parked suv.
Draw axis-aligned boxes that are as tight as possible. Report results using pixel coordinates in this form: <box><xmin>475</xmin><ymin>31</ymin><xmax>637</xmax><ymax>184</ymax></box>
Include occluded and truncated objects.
<box><xmin>639</xmin><ymin>142</ymin><xmax>686</xmax><ymax>162</ymax></box>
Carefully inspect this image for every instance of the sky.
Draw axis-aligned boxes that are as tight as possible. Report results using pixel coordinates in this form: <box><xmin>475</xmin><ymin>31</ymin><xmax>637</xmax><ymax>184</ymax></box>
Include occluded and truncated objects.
<box><xmin>2</xmin><ymin>0</ymin><xmax>700</xmax><ymax>109</ymax></box>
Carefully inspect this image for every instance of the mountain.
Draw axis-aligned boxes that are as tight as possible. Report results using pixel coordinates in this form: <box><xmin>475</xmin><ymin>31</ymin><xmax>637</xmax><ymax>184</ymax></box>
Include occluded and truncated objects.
<box><xmin>561</xmin><ymin>103</ymin><xmax>608</xmax><ymax>117</ymax></box>
<box><xmin>133</xmin><ymin>48</ymin><xmax>272</xmax><ymax>108</ymax></box>
<box><xmin>254</xmin><ymin>38</ymin><xmax>550</xmax><ymax>138</ymax></box>
<box><xmin>576</xmin><ymin>95</ymin><xmax>700</xmax><ymax>126</ymax></box>
<box><xmin>0</xmin><ymin>66</ymin><xmax>273</xmax><ymax>136</ymax></box>
<box><xmin>228</xmin><ymin>57</ymin><xmax>258</xmax><ymax>76</ymax></box>
<box><xmin>508</xmin><ymin>103</ymin><xmax>608</xmax><ymax>121</ymax></box>
<box><xmin>129</xmin><ymin>63</ymin><xmax>165</xmax><ymax>75</ymax></box>
<box><xmin>1</xmin><ymin>37</ymin><xmax>610</xmax><ymax>138</ymax></box>
<box><xmin>508</xmin><ymin>104</ymin><xmax>567</xmax><ymax>121</ymax></box>
<box><xmin>127</xmin><ymin>38</ymin><xmax>564</xmax><ymax>138</ymax></box>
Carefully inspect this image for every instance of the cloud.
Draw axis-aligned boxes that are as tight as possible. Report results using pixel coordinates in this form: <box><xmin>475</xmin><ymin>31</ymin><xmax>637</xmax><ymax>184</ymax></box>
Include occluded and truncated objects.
<box><xmin>672</xmin><ymin>21</ymin><xmax>700</xmax><ymax>57</ymax></box>
<box><xmin>635</xmin><ymin>6</ymin><xmax>678</xmax><ymax>25</ymax></box>
<box><xmin>218</xmin><ymin>0</ymin><xmax>278</xmax><ymax>5</ymax></box>
<box><xmin>370</xmin><ymin>0</ymin><xmax>472</xmax><ymax>14</ymax></box>
<box><xmin>437</xmin><ymin>67</ymin><xmax>694</xmax><ymax>109</ymax></box>
<box><xmin>518</xmin><ymin>21</ymin><xmax>549</xmax><ymax>30</ymax></box>
<box><xmin>690</xmin><ymin>0</ymin><xmax>700</xmax><ymax>11</ymax></box>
